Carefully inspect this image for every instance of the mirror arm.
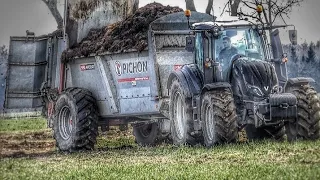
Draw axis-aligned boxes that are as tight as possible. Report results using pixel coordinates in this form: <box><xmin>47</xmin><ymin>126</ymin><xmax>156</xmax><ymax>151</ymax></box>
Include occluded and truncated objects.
<box><xmin>265</xmin><ymin>24</ymin><xmax>295</xmax><ymax>30</ymax></box>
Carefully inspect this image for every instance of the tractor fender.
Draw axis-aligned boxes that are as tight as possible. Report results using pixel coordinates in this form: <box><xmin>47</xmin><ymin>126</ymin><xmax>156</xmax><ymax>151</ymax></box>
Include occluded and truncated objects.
<box><xmin>201</xmin><ymin>82</ymin><xmax>232</xmax><ymax>94</ymax></box>
<box><xmin>284</xmin><ymin>77</ymin><xmax>315</xmax><ymax>91</ymax></box>
<box><xmin>167</xmin><ymin>64</ymin><xmax>203</xmax><ymax>98</ymax></box>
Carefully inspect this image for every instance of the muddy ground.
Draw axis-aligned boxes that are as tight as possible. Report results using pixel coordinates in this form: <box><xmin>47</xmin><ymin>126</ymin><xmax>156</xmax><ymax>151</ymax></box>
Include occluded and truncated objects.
<box><xmin>0</xmin><ymin>130</ymin><xmax>55</xmax><ymax>158</ymax></box>
<box><xmin>0</xmin><ymin>128</ymin><xmax>247</xmax><ymax>158</ymax></box>
<box><xmin>0</xmin><ymin>128</ymin><xmax>135</xmax><ymax>158</ymax></box>
<box><xmin>61</xmin><ymin>3</ymin><xmax>183</xmax><ymax>62</ymax></box>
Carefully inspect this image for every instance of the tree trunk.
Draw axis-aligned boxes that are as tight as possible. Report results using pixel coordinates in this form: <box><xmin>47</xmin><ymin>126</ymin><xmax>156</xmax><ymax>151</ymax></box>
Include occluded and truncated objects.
<box><xmin>185</xmin><ymin>0</ymin><xmax>196</xmax><ymax>11</ymax></box>
<box><xmin>41</xmin><ymin>0</ymin><xmax>63</xmax><ymax>29</ymax></box>
<box><xmin>230</xmin><ymin>0</ymin><xmax>241</xmax><ymax>16</ymax></box>
<box><xmin>66</xmin><ymin>3</ymin><xmax>78</xmax><ymax>48</ymax></box>
<box><xmin>206</xmin><ymin>0</ymin><xmax>213</xmax><ymax>14</ymax></box>
<box><xmin>132</xmin><ymin>0</ymin><xmax>139</xmax><ymax>13</ymax></box>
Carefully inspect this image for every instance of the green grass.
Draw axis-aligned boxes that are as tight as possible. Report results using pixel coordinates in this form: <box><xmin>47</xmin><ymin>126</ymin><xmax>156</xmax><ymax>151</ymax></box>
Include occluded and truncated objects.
<box><xmin>0</xmin><ymin>118</ymin><xmax>320</xmax><ymax>180</ymax></box>
<box><xmin>1</xmin><ymin>140</ymin><xmax>320</xmax><ymax>180</ymax></box>
<box><xmin>0</xmin><ymin>118</ymin><xmax>47</xmax><ymax>132</ymax></box>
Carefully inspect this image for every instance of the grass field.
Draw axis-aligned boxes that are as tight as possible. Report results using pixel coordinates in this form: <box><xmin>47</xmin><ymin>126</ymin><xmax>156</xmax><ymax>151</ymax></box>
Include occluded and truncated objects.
<box><xmin>0</xmin><ymin>118</ymin><xmax>320</xmax><ymax>180</ymax></box>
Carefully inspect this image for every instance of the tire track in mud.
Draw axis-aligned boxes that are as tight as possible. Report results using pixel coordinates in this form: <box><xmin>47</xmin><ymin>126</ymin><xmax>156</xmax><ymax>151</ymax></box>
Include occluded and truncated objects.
<box><xmin>0</xmin><ymin>128</ymin><xmax>133</xmax><ymax>158</ymax></box>
<box><xmin>0</xmin><ymin>130</ymin><xmax>55</xmax><ymax>158</ymax></box>
<box><xmin>0</xmin><ymin>127</ymin><xmax>248</xmax><ymax>158</ymax></box>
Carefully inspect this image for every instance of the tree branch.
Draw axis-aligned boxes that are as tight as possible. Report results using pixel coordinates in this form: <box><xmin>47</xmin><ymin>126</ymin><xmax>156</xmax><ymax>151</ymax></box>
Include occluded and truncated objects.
<box><xmin>220</xmin><ymin>0</ymin><xmax>304</xmax><ymax>28</ymax></box>
<box><xmin>41</xmin><ymin>0</ymin><xmax>63</xmax><ymax>29</ymax></box>
<box><xmin>261</xmin><ymin>2</ymin><xmax>270</xmax><ymax>26</ymax></box>
<box><xmin>242</xmin><ymin>0</ymin><xmax>256</xmax><ymax>6</ymax></box>
<box><xmin>280</xmin><ymin>13</ymin><xmax>287</xmax><ymax>25</ymax></box>
<box><xmin>241</xmin><ymin>0</ymin><xmax>257</xmax><ymax>11</ymax></box>
<box><xmin>271</xmin><ymin>0</ymin><xmax>302</xmax><ymax>25</ymax></box>
<box><xmin>220</xmin><ymin>2</ymin><xmax>229</xmax><ymax>16</ymax></box>
<box><xmin>238</xmin><ymin>11</ymin><xmax>264</xmax><ymax>24</ymax></box>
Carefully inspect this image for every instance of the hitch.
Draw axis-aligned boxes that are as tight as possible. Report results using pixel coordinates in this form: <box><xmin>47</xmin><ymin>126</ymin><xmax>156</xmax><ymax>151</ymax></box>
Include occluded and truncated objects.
<box><xmin>279</xmin><ymin>103</ymin><xmax>289</xmax><ymax>109</ymax></box>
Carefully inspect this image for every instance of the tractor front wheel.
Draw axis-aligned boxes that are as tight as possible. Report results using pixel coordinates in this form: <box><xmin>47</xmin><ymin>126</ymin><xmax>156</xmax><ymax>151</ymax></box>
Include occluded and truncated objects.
<box><xmin>285</xmin><ymin>84</ymin><xmax>320</xmax><ymax>141</ymax></box>
<box><xmin>201</xmin><ymin>88</ymin><xmax>238</xmax><ymax>147</ymax></box>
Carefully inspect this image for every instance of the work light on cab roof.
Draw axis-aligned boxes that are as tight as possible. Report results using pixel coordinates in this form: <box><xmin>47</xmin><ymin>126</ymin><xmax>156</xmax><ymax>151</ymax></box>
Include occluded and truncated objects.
<box><xmin>184</xmin><ymin>9</ymin><xmax>191</xmax><ymax>17</ymax></box>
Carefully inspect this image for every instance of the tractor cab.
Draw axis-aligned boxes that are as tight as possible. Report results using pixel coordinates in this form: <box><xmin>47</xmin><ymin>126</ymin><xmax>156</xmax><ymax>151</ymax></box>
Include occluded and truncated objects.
<box><xmin>187</xmin><ymin>21</ymin><xmax>266</xmax><ymax>82</ymax></box>
<box><xmin>185</xmin><ymin>20</ymin><xmax>283</xmax><ymax>99</ymax></box>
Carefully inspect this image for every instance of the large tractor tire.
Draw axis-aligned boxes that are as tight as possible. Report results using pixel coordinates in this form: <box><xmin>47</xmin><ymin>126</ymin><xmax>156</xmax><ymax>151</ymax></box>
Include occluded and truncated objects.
<box><xmin>201</xmin><ymin>88</ymin><xmax>238</xmax><ymax>147</ymax></box>
<box><xmin>285</xmin><ymin>84</ymin><xmax>320</xmax><ymax>141</ymax></box>
<box><xmin>53</xmin><ymin>88</ymin><xmax>99</xmax><ymax>152</ymax></box>
<box><xmin>133</xmin><ymin>122</ymin><xmax>161</xmax><ymax>146</ymax></box>
<box><xmin>245</xmin><ymin>121</ymin><xmax>286</xmax><ymax>141</ymax></box>
<box><xmin>169</xmin><ymin>78</ymin><xmax>200</xmax><ymax>146</ymax></box>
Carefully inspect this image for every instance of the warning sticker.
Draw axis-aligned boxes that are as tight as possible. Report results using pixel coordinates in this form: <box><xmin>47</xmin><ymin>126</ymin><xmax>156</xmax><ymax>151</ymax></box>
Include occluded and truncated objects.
<box><xmin>80</xmin><ymin>64</ymin><xmax>95</xmax><ymax>71</ymax></box>
<box><xmin>174</xmin><ymin>65</ymin><xmax>183</xmax><ymax>71</ymax></box>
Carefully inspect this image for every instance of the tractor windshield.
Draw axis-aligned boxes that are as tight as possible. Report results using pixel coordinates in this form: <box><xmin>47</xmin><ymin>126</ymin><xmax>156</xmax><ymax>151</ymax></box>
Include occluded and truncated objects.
<box><xmin>215</xmin><ymin>28</ymin><xmax>264</xmax><ymax>71</ymax></box>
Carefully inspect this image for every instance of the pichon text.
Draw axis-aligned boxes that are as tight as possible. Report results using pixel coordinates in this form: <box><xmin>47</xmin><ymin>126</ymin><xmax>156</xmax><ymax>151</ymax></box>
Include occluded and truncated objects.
<box><xmin>115</xmin><ymin>61</ymin><xmax>148</xmax><ymax>76</ymax></box>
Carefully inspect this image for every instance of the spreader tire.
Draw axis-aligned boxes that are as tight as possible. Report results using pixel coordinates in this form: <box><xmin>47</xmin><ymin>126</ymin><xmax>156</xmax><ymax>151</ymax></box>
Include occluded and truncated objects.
<box><xmin>53</xmin><ymin>88</ymin><xmax>98</xmax><ymax>152</ymax></box>
<box><xmin>133</xmin><ymin>122</ymin><xmax>160</xmax><ymax>146</ymax></box>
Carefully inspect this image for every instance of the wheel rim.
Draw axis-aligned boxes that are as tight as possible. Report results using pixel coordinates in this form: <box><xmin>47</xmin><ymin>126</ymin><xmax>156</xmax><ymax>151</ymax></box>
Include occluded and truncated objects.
<box><xmin>58</xmin><ymin>106</ymin><xmax>73</xmax><ymax>140</ymax></box>
<box><xmin>173</xmin><ymin>91</ymin><xmax>185</xmax><ymax>140</ymax></box>
<box><xmin>204</xmin><ymin>103</ymin><xmax>215</xmax><ymax>142</ymax></box>
<box><xmin>139</xmin><ymin>124</ymin><xmax>153</xmax><ymax>138</ymax></box>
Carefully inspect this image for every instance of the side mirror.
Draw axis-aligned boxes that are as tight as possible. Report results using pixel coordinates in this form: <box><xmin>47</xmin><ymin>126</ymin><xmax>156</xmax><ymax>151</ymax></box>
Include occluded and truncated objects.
<box><xmin>185</xmin><ymin>36</ymin><xmax>195</xmax><ymax>52</ymax></box>
<box><xmin>289</xmin><ymin>30</ymin><xmax>297</xmax><ymax>45</ymax></box>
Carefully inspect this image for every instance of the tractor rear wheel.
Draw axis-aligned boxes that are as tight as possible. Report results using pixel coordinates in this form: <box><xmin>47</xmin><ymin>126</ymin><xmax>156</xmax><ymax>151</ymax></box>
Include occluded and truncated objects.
<box><xmin>285</xmin><ymin>84</ymin><xmax>320</xmax><ymax>141</ymax></box>
<box><xmin>53</xmin><ymin>88</ymin><xmax>98</xmax><ymax>152</ymax></box>
<box><xmin>169</xmin><ymin>78</ymin><xmax>200</xmax><ymax>146</ymax></box>
<box><xmin>201</xmin><ymin>88</ymin><xmax>238</xmax><ymax>147</ymax></box>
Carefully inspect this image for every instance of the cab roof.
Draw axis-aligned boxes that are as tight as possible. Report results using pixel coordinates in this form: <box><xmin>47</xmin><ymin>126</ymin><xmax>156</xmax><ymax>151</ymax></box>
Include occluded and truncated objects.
<box><xmin>192</xmin><ymin>20</ymin><xmax>254</xmax><ymax>30</ymax></box>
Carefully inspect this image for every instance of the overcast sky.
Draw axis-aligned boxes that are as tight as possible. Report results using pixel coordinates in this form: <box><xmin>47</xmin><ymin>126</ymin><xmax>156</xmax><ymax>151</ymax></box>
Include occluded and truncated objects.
<box><xmin>0</xmin><ymin>0</ymin><xmax>320</xmax><ymax>47</ymax></box>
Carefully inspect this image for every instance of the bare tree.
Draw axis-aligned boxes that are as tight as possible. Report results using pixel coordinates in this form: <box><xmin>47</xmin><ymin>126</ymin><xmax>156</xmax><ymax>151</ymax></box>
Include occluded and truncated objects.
<box><xmin>221</xmin><ymin>0</ymin><xmax>303</xmax><ymax>44</ymax></box>
<box><xmin>222</xmin><ymin>0</ymin><xmax>304</xmax><ymax>27</ymax></box>
<box><xmin>41</xmin><ymin>0</ymin><xmax>63</xmax><ymax>29</ymax></box>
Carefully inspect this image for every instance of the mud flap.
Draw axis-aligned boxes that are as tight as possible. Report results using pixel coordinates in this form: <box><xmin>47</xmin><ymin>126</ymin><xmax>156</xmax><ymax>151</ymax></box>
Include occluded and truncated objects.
<box><xmin>284</xmin><ymin>77</ymin><xmax>315</xmax><ymax>91</ymax></box>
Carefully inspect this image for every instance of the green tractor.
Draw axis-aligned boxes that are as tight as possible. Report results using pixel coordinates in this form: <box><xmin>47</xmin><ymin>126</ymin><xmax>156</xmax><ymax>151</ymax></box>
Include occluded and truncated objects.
<box><xmin>167</xmin><ymin>11</ymin><xmax>320</xmax><ymax>146</ymax></box>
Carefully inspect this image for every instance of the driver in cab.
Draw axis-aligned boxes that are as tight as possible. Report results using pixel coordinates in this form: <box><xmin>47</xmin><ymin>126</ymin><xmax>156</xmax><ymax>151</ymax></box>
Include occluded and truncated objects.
<box><xmin>218</xmin><ymin>36</ymin><xmax>238</xmax><ymax>68</ymax></box>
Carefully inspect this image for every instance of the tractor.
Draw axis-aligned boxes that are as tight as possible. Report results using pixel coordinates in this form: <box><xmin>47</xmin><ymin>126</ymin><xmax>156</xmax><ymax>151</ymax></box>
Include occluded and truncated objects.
<box><xmin>166</xmin><ymin>10</ymin><xmax>320</xmax><ymax>146</ymax></box>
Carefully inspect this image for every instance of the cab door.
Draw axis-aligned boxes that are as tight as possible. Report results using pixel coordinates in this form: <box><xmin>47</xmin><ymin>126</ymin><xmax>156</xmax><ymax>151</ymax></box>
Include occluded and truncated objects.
<box><xmin>271</xmin><ymin>29</ymin><xmax>287</xmax><ymax>87</ymax></box>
